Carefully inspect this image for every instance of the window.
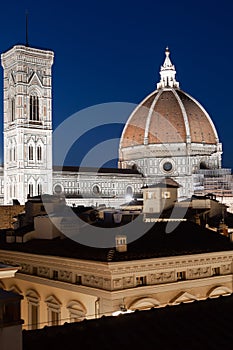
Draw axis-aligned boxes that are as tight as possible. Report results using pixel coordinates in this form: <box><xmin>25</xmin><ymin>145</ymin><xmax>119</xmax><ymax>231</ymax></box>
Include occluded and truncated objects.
<box><xmin>28</xmin><ymin>184</ymin><xmax>33</xmax><ymax>197</ymax></box>
<box><xmin>9</xmin><ymin>147</ymin><xmax>12</xmax><ymax>162</ymax></box>
<box><xmin>163</xmin><ymin>161</ymin><xmax>173</xmax><ymax>172</ymax></box>
<box><xmin>30</xmin><ymin>304</ymin><xmax>38</xmax><ymax>330</ymax></box>
<box><xmin>54</xmin><ymin>184</ymin><xmax>63</xmax><ymax>195</ymax></box>
<box><xmin>10</xmin><ymin>98</ymin><xmax>15</xmax><ymax>121</ymax></box>
<box><xmin>212</xmin><ymin>267</ymin><xmax>220</xmax><ymax>276</ymax></box>
<box><xmin>26</xmin><ymin>290</ymin><xmax>40</xmax><ymax>330</ymax></box>
<box><xmin>136</xmin><ymin>276</ymin><xmax>146</xmax><ymax>286</ymax></box>
<box><xmin>53</xmin><ymin>270</ymin><xmax>58</xmax><ymax>280</ymax></box>
<box><xmin>75</xmin><ymin>275</ymin><xmax>82</xmax><ymax>284</ymax></box>
<box><xmin>92</xmin><ymin>185</ymin><xmax>100</xmax><ymax>195</ymax></box>
<box><xmin>28</xmin><ymin>145</ymin><xmax>33</xmax><ymax>160</ymax></box>
<box><xmin>13</xmin><ymin>146</ymin><xmax>16</xmax><ymax>161</ymax></box>
<box><xmin>37</xmin><ymin>146</ymin><xmax>42</xmax><ymax>161</ymax></box>
<box><xmin>146</xmin><ymin>191</ymin><xmax>154</xmax><ymax>199</ymax></box>
<box><xmin>126</xmin><ymin>186</ymin><xmax>133</xmax><ymax>196</ymax></box>
<box><xmin>177</xmin><ymin>271</ymin><xmax>186</xmax><ymax>281</ymax></box>
<box><xmin>162</xmin><ymin>191</ymin><xmax>171</xmax><ymax>199</ymax></box>
<box><xmin>51</xmin><ymin>311</ymin><xmax>59</xmax><ymax>326</ymax></box>
<box><xmin>45</xmin><ymin>296</ymin><xmax>61</xmax><ymax>327</ymax></box>
<box><xmin>37</xmin><ymin>183</ymin><xmax>42</xmax><ymax>195</ymax></box>
<box><xmin>116</xmin><ymin>236</ymin><xmax>127</xmax><ymax>246</ymax></box>
<box><xmin>67</xmin><ymin>301</ymin><xmax>86</xmax><ymax>323</ymax></box>
<box><xmin>29</xmin><ymin>95</ymin><xmax>39</xmax><ymax>121</ymax></box>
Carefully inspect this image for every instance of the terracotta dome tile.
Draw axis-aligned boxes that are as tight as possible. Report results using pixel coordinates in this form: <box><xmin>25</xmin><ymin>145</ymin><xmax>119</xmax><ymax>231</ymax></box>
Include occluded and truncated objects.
<box><xmin>120</xmin><ymin>88</ymin><xmax>218</xmax><ymax>149</ymax></box>
<box><xmin>177</xmin><ymin>91</ymin><xmax>216</xmax><ymax>144</ymax></box>
<box><xmin>148</xmin><ymin>91</ymin><xmax>186</xmax><ymax>143</ymax></box>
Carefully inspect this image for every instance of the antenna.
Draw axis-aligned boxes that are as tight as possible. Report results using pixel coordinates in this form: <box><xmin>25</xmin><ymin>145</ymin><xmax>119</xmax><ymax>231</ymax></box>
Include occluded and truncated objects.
<box><xmin>25</xmin><ymin>10</ymin><xmax>29</xmax><ymax>46</ymax></box>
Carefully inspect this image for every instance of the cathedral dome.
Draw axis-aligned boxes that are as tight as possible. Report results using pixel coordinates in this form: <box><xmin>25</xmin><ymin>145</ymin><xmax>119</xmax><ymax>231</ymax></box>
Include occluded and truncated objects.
<box><xmin>118</xmin><ymin>48</ymin><xmax>221</xmax><ymax>180</ymax></box>
<box><xmin>120</xmin><ymin>48</ymin><xmax>219</xmax><ymax>149</ymax></box>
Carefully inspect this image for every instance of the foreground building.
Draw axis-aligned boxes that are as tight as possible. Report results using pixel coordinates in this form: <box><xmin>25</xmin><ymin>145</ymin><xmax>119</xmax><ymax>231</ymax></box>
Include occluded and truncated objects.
<box><xmin>0</xmin><ymin>43</ymin><xmax>232</xmax><ymax>207</ymax></box>
<box><xmin>22</xmin><ymin>293</ymin><xmax>233</xmax><ymax>350</ymax></box>
<box><xmin>0</xmin><ymin>263</ymin><xmax>22</xmax><ymax>350</ymax></box>
<box><xmin>0</xmin><ymin>214</ymin><xmax>233</xmax><ymax>330</ymax></box>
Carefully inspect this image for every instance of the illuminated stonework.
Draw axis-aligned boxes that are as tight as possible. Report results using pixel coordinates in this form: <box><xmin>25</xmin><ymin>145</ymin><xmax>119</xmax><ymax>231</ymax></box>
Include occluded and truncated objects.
<box><xmin>1</xmin><ymin>45</ymin><xmax>54</xmax><ymax>204</ymax></box>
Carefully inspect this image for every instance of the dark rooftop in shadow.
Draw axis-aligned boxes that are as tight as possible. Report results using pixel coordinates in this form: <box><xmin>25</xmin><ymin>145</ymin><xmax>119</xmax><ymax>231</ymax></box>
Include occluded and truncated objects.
<box><xmin>1</xmin><ymin>218</ymin><xmax>232</xmax><ymax>262</ymax></box>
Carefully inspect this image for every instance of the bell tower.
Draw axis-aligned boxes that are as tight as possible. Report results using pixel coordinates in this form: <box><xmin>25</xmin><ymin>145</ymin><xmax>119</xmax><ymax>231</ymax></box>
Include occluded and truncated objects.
<box><xmin>1</xmin><ymin>45</ymin><xmax>54</xmax><ymax>204</ymax></box>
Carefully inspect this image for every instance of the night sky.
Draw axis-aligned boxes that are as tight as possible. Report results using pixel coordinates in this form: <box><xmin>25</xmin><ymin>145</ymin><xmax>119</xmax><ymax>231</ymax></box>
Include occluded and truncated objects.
<box><xmin>0</xmin><ymin>0</ymin><xmax>233</xmax><ymax>169</ymax></box>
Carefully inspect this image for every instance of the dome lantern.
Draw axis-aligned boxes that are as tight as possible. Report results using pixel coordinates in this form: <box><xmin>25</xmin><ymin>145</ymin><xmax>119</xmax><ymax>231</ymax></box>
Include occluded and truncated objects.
<box><xmin>157</xmin><ymin>47</ymin><xmax>180</xmax><ymax>89</ymax></box>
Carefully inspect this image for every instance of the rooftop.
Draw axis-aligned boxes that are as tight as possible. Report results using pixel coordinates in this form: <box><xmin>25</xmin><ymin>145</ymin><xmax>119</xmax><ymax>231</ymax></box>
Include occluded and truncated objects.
<box><xmin>1</xmin><ymin>218</ymin><xmax>232</xmax><ymax>262</ymax></box>
<box><xmin>52</xmin><ymin>165</ymin><xmax>142</xmax><ymax>175</ymax></box>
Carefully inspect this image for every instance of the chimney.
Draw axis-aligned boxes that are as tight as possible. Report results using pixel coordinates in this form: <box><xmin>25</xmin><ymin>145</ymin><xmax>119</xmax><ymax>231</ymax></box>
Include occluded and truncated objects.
<box><xmin>115</xmin><ymin>235</ymin><xmax>127</xmax><ymax>252</ymax></box>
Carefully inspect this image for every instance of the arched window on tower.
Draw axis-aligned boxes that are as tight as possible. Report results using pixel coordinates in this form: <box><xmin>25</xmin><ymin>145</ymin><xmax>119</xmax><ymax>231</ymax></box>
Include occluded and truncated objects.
<box><xmin>10</xmin><ymin>98</ymin><xmax>15</xmax><ymax>122</ymax></box>
<box><xmin>28</xmin><ymin>184</ymin><xmax>33</xmax><ymax>197</ymax></box>
<box><xmin>12</xmin><ymin>146</ymin><xmax>16</xmax><ymax>161</ymax></box>
<box><xmin>9</xmin><ymin>146</ymin><xmax>12</xmax><ymax>162</ymax></box>
<box><xmin>37</xmin><ymin>145</ymin><xmax>42</xmax><ymax>161</ymax></box>
<box><xmin>29</xmin><ymin>95</ymin><xmax>39</xmax><ymax>121</ymax></box>
<box><xmin>28</xmin><ymin>145</ymin><xmax>34</xmax><ymax>161</ymax></box>
<box><xmin>37</xmin><ymin>183</ymin><xmax>42</xmax><ymax>195</ymax></box>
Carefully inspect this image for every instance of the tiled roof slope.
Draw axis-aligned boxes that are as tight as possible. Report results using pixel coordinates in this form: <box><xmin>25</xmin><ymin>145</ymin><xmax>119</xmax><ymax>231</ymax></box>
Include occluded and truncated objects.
<box><xmin>120</xmin><ymin>89</ymin><xmax>218</xmax><ymax>147</ymax></box>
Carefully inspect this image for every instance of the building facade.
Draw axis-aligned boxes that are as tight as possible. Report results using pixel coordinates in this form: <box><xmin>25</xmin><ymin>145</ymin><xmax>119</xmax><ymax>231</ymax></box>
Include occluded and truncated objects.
<box><xmin>0</xmin><ymin>228</ymin><xmax>233</xmax><ymax>330</ymax></box>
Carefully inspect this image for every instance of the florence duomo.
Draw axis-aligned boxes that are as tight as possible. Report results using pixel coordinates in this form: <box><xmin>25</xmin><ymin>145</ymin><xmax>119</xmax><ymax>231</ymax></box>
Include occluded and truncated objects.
<box><xmin>2</xmin><ymin>1</ymin><xmax>233</xmax><ymax>349</ymax></box>
<box><xmin>0</xmin><ymin>43</ymin><xmax>232</xmax><ymax>211</ymax></box>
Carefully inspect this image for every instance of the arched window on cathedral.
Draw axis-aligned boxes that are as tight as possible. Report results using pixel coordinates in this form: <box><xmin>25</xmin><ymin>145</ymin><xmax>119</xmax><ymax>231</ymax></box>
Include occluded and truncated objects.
<box><xmin>29</xmin><ymin>95</ymin><xmax>39</xmax><ymax>121</ymax></box>
<box><xmin>28</xmin><ymin>184</ymin><xmax>33</xmax><ymax>197</ymax></box>
<box><xmin>37</xmin><ymin>145</ymin><xmax>42</xmax><ymax>161</ymax></box>
<box><xmin>28</xmin><ymin>145</ymin><xmax>34</xmax><ymax>161</ymax></box>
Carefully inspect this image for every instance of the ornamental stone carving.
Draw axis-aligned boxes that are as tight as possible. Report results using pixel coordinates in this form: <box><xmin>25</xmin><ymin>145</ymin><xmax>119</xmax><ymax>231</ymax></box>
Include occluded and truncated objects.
<box><xmin>188</xmin><ymin>267</ymin><xmax>211</xmax><ymax>279</ymax></box>
<box><xmin>220</xmin><ymin>264</ymin><xmax>231</xmax><ymax>274</ymax></box>
<box><xmin>38</xmin><ymin>266</ymin><xmax>50</xmax><ymax>277</ymax></box>
<box><xmin>60</xmin><ymin>270</ymin><xmax>72</xmax><ymax>282</ymax></box>
<box><xmin>20</xmin><ymin>263</ymin><xmax>31</xmax><ymax>273</ymax></box>
<box><xmin>123</xmin><ymin>276</ymin><xmax>134</xmax><ymax>288</ymax></box>
<box><xmin>150</xmin><ymin>271</ymin><xmax>175</xmax><ymax>284</ymax></box>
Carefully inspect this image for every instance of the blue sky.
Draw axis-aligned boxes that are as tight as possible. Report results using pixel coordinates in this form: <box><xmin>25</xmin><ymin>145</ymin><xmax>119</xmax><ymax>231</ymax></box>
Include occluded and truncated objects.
<box><xmin>0</xmin><ymin>0</ymin><xmax>233</xmax><ymax>168</ymax></box>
